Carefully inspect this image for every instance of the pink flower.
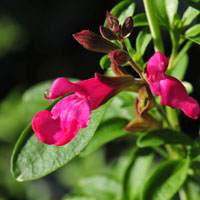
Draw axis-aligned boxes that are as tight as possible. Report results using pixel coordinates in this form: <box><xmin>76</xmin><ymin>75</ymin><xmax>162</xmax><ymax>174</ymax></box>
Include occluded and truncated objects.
<box><xmin>146</xmin><ymin>51</ymin><xmax>200</xmax><ymax>119</ymax></box>
<box><xmin>32</xmin><ymin>73</ymin><xmax>137</xmax><ymax>146</ymax></box>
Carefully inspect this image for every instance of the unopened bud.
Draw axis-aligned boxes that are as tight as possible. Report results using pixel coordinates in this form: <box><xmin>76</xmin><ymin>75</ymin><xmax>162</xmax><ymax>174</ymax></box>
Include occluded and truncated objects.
<box><xmin>111</xmin><ymin>62</ymin><xmax>129</xmax><ymax>76</ymax></box>
<box><xmin>108</xmin><ymin>49</ymin><xmax>130</xmax><ymax>66</ymax></box>
<box><xmin>99</xmin><ymin>26</ymin><xmax>118</xmax><ymax>41</ymax></box>
<box><xmin>124</xmin><ymin>112</ymin><xmax>162</xmax><ymax>133</ymax></box>
<box><xmin>113</xmin><ymin>24</ymin><xmax>121</xmax><ymax>33</ymax></box>
<box><xmin>106</xmin><ymin>11</ymin><xmax>119</xmax><ymax>29</ymax></box>
<box><xmin>136</xmin><ymin>85</ymin><xmax>155</xmax><ymax>115</ymax></box>
<box><xmin>73</xmin><ymin>30</ymin><xmax>119</xmax><ymax>53</ymax></box>
<box><xmin>122</xmin><ymin>16</ymin><xmax>134</xmax><ymax>38</ymax></box>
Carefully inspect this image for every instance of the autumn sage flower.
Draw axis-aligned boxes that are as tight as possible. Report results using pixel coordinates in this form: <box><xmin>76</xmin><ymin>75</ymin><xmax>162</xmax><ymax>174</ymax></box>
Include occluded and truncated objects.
<box><xmin>32</xmin><ymin>73</ymin><xmax>140</xmax><ymax>146</ymax></box>
<box><xmin>146</xmin><ymin>51</ymin><xmax>200</xmax><ymax>119</ymax></box>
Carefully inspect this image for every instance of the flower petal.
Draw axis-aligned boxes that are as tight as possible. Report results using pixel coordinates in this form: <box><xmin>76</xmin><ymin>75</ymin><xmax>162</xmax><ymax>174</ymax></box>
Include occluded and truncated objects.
<box><xmin>159</xmin><ymin>76</ymin><xmax>188</xmax><ymax>108</ymax></box>
<box><xmin>147</xmin><ymin>51</ymin><xmax>168</xmax><ymax>75</ymax></box>
<box><xmin>46</xmin><ymin>78</ymin><xmax>85</xmax><ymax>100</ymax></box>
<box><xmin>32</xmin><ymin>94</ymin><xmax>91</xmax><ymax>146</ymax></box>
<box><xmin>178</xmin><ymin>97</ymin><xmax>200</xmax><ymax>119</ymax></box>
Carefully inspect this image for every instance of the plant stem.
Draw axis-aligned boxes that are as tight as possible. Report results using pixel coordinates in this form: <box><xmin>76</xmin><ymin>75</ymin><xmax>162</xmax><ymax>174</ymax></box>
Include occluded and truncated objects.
<box><xmin>143</xmin><ymin>0</ymin><xmax>165</xmax><ymax>53</ymax></box>
<box><xmin>168</xmin><ymin>31</ymin><xmax>178</xmax><ymax>70</ymax></box>
<box><xmin>166</xmin><ymin>107</ymin><xmax>180</xmax><ymax>130</ymax></box>
<box><xmin>173</xmin><ymin>40</ymin><xmax>193</xmax><ymax>67</ymax></box>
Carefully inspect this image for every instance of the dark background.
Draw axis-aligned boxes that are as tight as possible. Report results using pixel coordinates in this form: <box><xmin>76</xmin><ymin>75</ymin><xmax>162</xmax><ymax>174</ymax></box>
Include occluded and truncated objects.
<box><xmin>0</xmin><ymin>0</ymin><xmax>199</xmax><ymax>199</ymax></box>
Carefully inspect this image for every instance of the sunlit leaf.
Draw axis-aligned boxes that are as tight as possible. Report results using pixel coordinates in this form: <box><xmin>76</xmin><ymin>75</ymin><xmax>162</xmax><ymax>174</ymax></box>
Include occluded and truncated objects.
<box><xmin>11</xmin><ymin>101</ymin><xmax>110</xmax><ymax>181</ymax></box>
<box><xmin>81</xmin><ymin>118</ymin><xmax>128</xmax><ymax>157</ymax></box>
<box><xmin>170</xmin><ymin>53</ymin><xmax>189</xmax><ymax>81</ymax></box>
<box><xmin>133</xmin><ymin>13</ymin><xmax>148</xmax><ymax>27</ymax></box>
<box><xmin>136</xmin><ymin>28</ymin><xmax>152</xmax><ymax>56</ymax></box>
<box><xmin>182</xmin><ymin>7</ymin><xmax>200</xmax><ymax>27</ymax></box>
<box><xmin>165</xmin><ymin>0</ymin><xmax>178</xmax><ymax>26</ymax></box>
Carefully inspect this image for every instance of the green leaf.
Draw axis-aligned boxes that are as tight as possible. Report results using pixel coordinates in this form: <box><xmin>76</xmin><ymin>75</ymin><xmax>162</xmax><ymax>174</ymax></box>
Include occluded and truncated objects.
<box><xmin>81</xmin><ymin>118</ymin><xmax>128</xmax><ymax>157</ymax></box>
<box><xmin>165</xmin><ymin>0</ymin><xmax>179</xmax><ymax>26</ymax></box>
<box><xmin>186</xmin><ymin>24</ymin><xmax>200</xmax><ymax>37</ymax></box>
<box><xmin>170</xmin><ymin>53</ymin><xmax>189</xmax><ymax>81</ymax></box>
<box><xmin>57</xmin><ymin>149</ymin><xmax>106</xmax><ymax>188</ymax></box>
<box><xmin>99</xmin><ymin>55</ymin><xmax>111</xmax><ymax>70</ymax></box>
<box><xmin>136</xmin><ymin>28</ymin><xmax>152</xmax><ymax>56</ymax></box>
<box><xmin>181</xmin><ymin>179</ymin><xmax>200</xmax><ymax>200</ymax></box>
<box><xmin>185</xmin><ymin>24</ymin><xmax>200</xmax><ymax>44</ymax></box>
<box><xmin>123</xmin><ymin>150</ymin><xmax>154</xmax><ymax>200</ymax></box>
<box><xmin>76</xmin><ymin>174</ymin><xmax>122</xmax><ymax>200</ymax></box>
<box><xmin>105</xmin><ymin>0</ymin><xmax>136</xmax><ymax>26</ymax></box>
<box><xmin>11</xmin><ymin>101</ymin><xmax>110</xmax><ymax>181</ymax></box>
<box><xmin>142</xmin><ymin>159</ymin><xmax>190</xmax><ymax>200</ymax></box>
<box><xmin>182</xmin><ymin>81</ymin><xmax>193</xmax><ymax>94</ymax></box>
<box><xmin>133</xmin><ymin>13</ymin><xmax>148</xmax><ymax>27</ymax></box>
<box><xmin>62</xmin><ymin>196</ymin><xmax>96</xmax><ymax>200</ymax></box>
<box><xmin>153</xmin><ymin>0</ymin><xmax>169</xmax><ymax>28</ymax></box>
<box><xmin>182</xmin><ymin>7</ymin><xmax>200</xmax><ymax>27</ymax></box>
<box><xmin>102</xmin><ymin>91</ymin><xmax>136</xmax><ymax>122</ymax></box>
<box><xmin>183</xmin><ymin>0</ymin><xmax>200</xmax><ymax>10</ymax></box>
<box><xmin>137</xmin><ymin>129</ymin><xmax>193</xmax><ymax>148</ymax></box>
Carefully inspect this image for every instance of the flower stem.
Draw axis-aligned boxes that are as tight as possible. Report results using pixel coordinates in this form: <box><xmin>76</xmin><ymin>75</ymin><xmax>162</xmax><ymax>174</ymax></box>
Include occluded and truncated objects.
<box><xmin>166</xmin><ymin>107</ymin><xmax>180</xmax><ymax>130</ymax></box>
<box><xmin>173</xmin><ymin>40</ymin><xmax>193</xmax><ymax>67</ymax></box>
<box><xmin>143</xmin><ymin>0</ymin><xmax>165</xmax><ymax>53</ymax></box>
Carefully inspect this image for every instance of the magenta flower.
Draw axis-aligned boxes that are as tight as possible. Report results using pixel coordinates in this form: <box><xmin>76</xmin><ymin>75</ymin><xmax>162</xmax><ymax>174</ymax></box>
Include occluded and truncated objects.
<box><xmin>146</xmin><ymin>51</ymin><xmax>200</xmax><ymax>119</ymax></box>
<box><xmin>32</xmin><ymin>73</ymin><xmax>137</xmax><ymax>146</ymax></box>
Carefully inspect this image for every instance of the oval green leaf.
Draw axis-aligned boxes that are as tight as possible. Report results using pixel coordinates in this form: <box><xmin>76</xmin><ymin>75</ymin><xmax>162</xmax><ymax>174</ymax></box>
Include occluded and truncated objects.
<box><xmin>182</xmin><ymin>7</ymin><xmax>200</xmax><ymax>27</ymax></box>
<box><xmin>142</xmin><ymin>159</ymin><xmax>190</xmax><ymax>200</ymax></box>
<box><xmin>99</xmin><ymin>55</ymin><xmax>111</xmax><ymax>70</ymax></box>
<box><xmin>136</xmin><ymin>28</ymin><xmax>152</xmax><ymax>56</ymax></box>
<box><xmin>137</xmin><ymin>129</ymin><xmax>193</xmax><ymax>148</ymax></box>
<box><xmin>165</xmin><ymin>0</ymin><xmax>178</xmax><ymax>26</ymax></box>
<box><xmin>11</xmin><ymin>101</ymin><xmax>110</xmax><ymax>181</ymax></box>
<box><xmin>133</xmin><ymin>13</ymin><xmax>148</xmax><ymax>27</ymax></box>
<box><xmin>81</xmin><ymin>118</ymin><xmax>128</xmax><ymax>157</ymax></box>
<box><xmin>123</xmin><ymin>150</ymin><xmax>154</xmax><ymax>200</ymax></box>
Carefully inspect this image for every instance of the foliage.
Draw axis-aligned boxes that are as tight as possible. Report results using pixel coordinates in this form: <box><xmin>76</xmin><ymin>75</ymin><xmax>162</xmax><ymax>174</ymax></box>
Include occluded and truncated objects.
<box><xmin>0</xmin><ymin>0</ymin><xmax>199</xmax><ymax>199</ymax></box>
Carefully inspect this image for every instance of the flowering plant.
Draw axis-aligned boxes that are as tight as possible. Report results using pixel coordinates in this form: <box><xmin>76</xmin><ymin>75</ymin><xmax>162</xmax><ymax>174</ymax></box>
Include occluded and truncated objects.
<box><xmin>8</xmin><ymin>0</ymin><xmax>200</xmax><ymax>199</ymax></box>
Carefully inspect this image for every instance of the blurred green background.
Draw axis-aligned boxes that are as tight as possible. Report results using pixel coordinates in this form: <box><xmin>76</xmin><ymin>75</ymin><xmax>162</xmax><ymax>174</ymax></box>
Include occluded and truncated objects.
<box><xmin>0</xmin><ymin>0</ymin><xmax>199</xmax><ymax>199</ymax></box>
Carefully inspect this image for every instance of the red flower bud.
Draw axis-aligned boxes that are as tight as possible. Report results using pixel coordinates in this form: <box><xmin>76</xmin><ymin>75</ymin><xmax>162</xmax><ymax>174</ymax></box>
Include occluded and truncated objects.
<box><xmin>111</xmin><ymin>62</ymin><xmax>129</xmax><ymax>76</ymax></box>
<box><xmin>73</xmin><ymin>30</ymin><xmax>119</xmax><ymax>53</ymax></box>
<box><xmin>106</xmin><ymin>11</ymin><xmax>119</xmax><ymax>29</ymax></box>
<box><xmin>108</xmin><ymin>49</ymin><xmax>130</xmax><ymax>65</ymax></box>
<box><xmin>122</xmin><ymin>16</ymin><xmax>134</xmax><ymax>38</ymax></box>
<box><xmin>99</xmin><ymin>26</ymin><xmax>118</xmax><ymax>41</ymax></box>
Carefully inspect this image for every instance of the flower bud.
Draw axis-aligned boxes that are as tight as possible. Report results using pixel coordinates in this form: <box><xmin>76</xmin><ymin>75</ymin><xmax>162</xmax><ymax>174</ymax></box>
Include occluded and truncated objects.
<box><xmin>122</xmin><ymin>16</ymin><xmax>134</xmax><ymax>38</ymax></box>
<box><xmin>73</xmin><ymin>30</ymin><xmax>119</xmax><ymax>53</ymax></box>
<box><xmin>111</xmin><ymin>62</ymin><xmax>129</xmax><ymax>76</ymax></box>
<box><xmin>113</xmin><ymin>24</ymin><xmax>121</xmax><ymax>33</ymax></box>
<box><xmin>124</xmin><ymin>112</ymin><xmax>162</xmax><ymax>133</ymax></box>
<box><xmin>108</xmin><ymin>49</ymin><xmax>130</xmax><ymax>66</ymax></box>
<box><xmin>106</xmin><ymin>11</ymin><xmax>119</xmax><ymax>29</ymax></box>
<box><xmin>136</xmin><ymin>85</ymin><xmax>155</xmax><ymax>115</ymax></box>
<box><xmin>99</xmin><ymin>26</ymin><xmax>118</xmax><ymax>41</ymax></box>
